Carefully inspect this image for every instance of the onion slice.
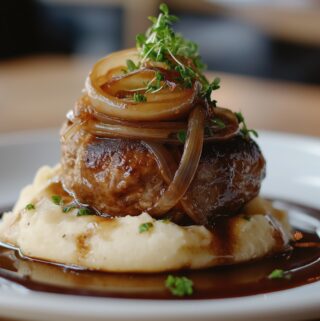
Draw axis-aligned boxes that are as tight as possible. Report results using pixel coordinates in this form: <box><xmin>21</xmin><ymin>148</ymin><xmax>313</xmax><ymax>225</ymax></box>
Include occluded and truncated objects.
<box><xmin>148</xmin><ymin>106</ymin><xmax>205</xmax><ymax>216</ymax></box>
<box><xmin>143</xmin><ymin>141</ymin><xmax>203</xmax><ymax>224</ymax></box>
<box><xmin>86</xmin><ymin>49</ymin><xmax>199</xmax><ymax>121</ymax></box>
<box><xmin>204</xmin><ymin>107</ymin><xmax>239</xmax><ymax>142</ymax></box>
<box><xmin>83</xmin><ymin>120</ymin><xmax>183</xmax><ymax>142</ymax></box>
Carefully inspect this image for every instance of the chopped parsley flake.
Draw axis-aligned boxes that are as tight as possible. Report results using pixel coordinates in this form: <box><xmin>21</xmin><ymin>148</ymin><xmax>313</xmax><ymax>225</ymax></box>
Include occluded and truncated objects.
<box><xmin>133</xmin><ymin>92</ymin><xmax>147</xmax><ymax>102</ymax></box>
<box><xmin>139</xmin><ymin>222</ymin><xmax>154</xmax><ymax>233</ymax></box>
<box><xmin>63</xmin><ymin>205</ymin><xmax>77</xmax><ymax>213</ymax></box>
<box><xmin>165</xmin><ymin>275</ymin><xmax>194</xmax><ymax>297</ymax></box>
<box><xmin>25</xmin><ymin>203</ymin><xmax>35</xmax><ymax>211</ymax></box>
<box><xmin>268</xmin><ymin>269</ymin><xmax>291</xmax><ymax>280</ymax></box>
<box><xmin>51</xmin><ymin>195</ymin><xmax>63</xmax><ymax>206</ymax></box>
<box><xmin>211</xmin><ymin>117</ymin><xmax>225</xmax><ymax>129</ymax></box>
<box><xmin>77</xmin><ymin>208</ymin><xmax>94</xmax><ymax>216</ymax></box>
<box><xmin>177</xmin><ymin>130</ymin><xmax>187</xmax><ymax>143</ymax></box>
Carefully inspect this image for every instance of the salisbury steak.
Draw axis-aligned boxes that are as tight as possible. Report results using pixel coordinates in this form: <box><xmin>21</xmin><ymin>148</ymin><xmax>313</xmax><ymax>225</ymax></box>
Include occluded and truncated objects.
<box><xmin>60</xmin><ymin>123</ymin><xmax>266</xmax><ymax>222</ymax></box>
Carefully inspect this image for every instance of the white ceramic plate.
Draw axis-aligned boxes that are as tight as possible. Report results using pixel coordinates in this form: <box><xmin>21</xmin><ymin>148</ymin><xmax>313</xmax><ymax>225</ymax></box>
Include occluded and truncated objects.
<box><xmin>0</xmin><ymin>129</ymin><xmax>319</xmax><ymax>321</ymax></box>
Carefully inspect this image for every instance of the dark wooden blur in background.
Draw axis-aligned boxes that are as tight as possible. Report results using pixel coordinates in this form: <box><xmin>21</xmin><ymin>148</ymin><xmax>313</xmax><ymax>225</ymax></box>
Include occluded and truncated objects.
<box><xmin>1</xmin><ymin>0</ymin><xmax>320</xmax><ymax>137</ymax></box>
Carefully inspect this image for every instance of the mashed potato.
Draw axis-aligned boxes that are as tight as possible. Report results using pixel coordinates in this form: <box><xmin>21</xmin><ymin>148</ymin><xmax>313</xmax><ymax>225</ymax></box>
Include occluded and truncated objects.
<box><xmin>0</xmin><ymin>166</ymin><xmax>291</xmax><ymax>272</ymax></box>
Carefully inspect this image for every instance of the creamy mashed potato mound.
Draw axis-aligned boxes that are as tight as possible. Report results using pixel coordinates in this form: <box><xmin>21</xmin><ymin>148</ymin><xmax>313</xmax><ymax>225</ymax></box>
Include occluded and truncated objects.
<box><xmin>0</xmin><ymin>166</ymin><xmax>291</xmax><ymax>272</ymax></box>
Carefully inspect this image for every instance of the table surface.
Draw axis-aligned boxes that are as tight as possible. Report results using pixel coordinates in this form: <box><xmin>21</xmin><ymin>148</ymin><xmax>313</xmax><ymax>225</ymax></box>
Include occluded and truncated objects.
<box><xmin>0</xmin><ymin>55</ymin><xmax>320</xmax><ymax>321</ymax></box>
<box><xmin>1</xmin><ymin>55</ymin><xmax>320</xmax><ymax>138</ymax></box>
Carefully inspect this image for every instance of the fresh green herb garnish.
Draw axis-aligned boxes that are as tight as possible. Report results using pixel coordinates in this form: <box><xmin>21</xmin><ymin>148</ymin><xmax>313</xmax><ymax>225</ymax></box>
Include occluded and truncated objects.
<box><xmin>51</xmin><ymin>195</ymin><xmax>63</xmax><ymax>206</ymax></box>
<box><xmin>145</xmin><ymin>71</ymin><xmax>165</xmax><ymax>93</ymax></box>
<box><xmin>165</xmin><ymin>275</ymin><xmax>194</xmax><ymax>297</ymax></box>
<box><xmin>175</xmin><ymin>65</ymin><xmax>196</xmax><ymax>88</ymax></box>
<box><xmin>211</xmin><ymin>117</ymin><xmax>225</xmax><ymax>129</ymax></box>
<box><xmin>77</xmin><ymin>207</ymin><xmax>94</xmax><ymax>216</ymax></box>
<box><xmin>177</xmin><ymin>130</ymin><xmax>187</xmax><ymax>143</ymax></box>
<box><xmin>126</xmin><ymin>59</ymin><xmax>140</xmax><ymax>72</ymax></box>
<box><xmin>156</xmin><ymin>70</ymin><xmax>164</xmax><ymax>82</ymax></box>
<box><xmin>139</xmin><ymin>222</ymin><xmax>154</xmax><ymax>233</ymax></box>
<box><xmin>136</xmin><ymin>3</ymin><xmax>217</xmax><ymax>100</ymax></box>
<box><xmin>63</xmin><ymin>205</ymin><xmax>77</xmax><ymax>213</ymax></box>
<box><xmin>133</xmin><ymin>92</ymin><xmax>147</xmax><ymax>102</ymax></box>
<box><xmin>201</xmin><ymin>77</ymin><xmax>220</xmax><ymax>103</ymax></box>
<box><xmin>235</xmin><ymin>112</ymin><xmax>258</xmax><ymax>139</ymax></box>
<box><xmin>25</xmin><ymin>203</ymin><xmax>35</xmax><ymax>211</ymax></box>
<box><xmin>268</xmin><ymin>269</ymin><xmax>292</xmax><ymax>280</ymax></box>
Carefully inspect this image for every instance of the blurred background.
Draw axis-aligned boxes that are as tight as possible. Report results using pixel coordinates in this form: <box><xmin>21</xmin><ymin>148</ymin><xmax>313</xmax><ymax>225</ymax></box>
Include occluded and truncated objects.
<box><xmin>1</xmin><ymin>0</ymin><xmax>320</xmax><ymax>136</ymax></box>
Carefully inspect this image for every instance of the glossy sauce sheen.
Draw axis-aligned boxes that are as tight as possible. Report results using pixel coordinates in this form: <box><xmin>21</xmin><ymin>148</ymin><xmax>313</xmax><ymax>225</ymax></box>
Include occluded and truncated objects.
<box><xmin>0</xmin><ymin>199</ymin><xmax>319</xmax><ymax>300</ymax></box>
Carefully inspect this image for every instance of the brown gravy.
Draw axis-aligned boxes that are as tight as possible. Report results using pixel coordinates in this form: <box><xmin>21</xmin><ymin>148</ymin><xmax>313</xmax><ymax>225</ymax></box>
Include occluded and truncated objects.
<box><xmin>0</xmin><ymin>199</ymin><xmax>319</xmax><ymax>300</ymax></box>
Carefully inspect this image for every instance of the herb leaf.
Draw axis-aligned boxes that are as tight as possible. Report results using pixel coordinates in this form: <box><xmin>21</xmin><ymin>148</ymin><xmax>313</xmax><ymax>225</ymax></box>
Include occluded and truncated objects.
<box><xmin>201</xmin><ymin>77</ymin><xmax>220</xmax><ymax>102</ymax></box>
<box><xmin>133</xmin><ymin>93</ymin><xmax>147</xmax><ymax>102</ymax></box>
<box><xmin>235</xmin><ymin>112</ymin><xmax>258</xmax><ymax>139</ymax></box>
<box><xmin>51</xmin><ymin>195</ymin><xmax>63</xmax><ymax>206</ymax></box>
<box><xmin>63</xmin><ymin>205</ymin><xmax>77</xmax><ymax>213</ymax></box>
<box><xmin>165</xmin><ymin>275</ymin><xmax>194</xmax><ymax>297</ymax></box>
<box><xmin>268</xmin><ymin>269</ymin><xmax>291</xmax><ymax>280</ymax></box>
<box><xmin>25</xmin><ymin>203</ymin><xmax>35</xmax><ymax>211</ymax></box>
<box><xmin>177</xmin><ymin>130</ymin><xmax>187</xmax><ymax>143</ymax></box>
<box><xmin>126</xmin><ymin>59</ymin><xmax>139</xmax><ymax>72</ymax></box>
<box><xmin>211</xmin><ymin>117</ymin><xmax>225</xmax><ymax>129</ymax></box>
<box><xmin>139</xmin><ymin>222</ymin><xmax>154</xmax><ymax>233</ymax></box>
<box><xmin>77</xmin><ymin>207</ymin><xmax>94</xmax><ymax>216</ymax></box>
<box><xmin>136</xmin><ymin>3</ymin><xmax>214</xmax><ymax>97</ymax></box>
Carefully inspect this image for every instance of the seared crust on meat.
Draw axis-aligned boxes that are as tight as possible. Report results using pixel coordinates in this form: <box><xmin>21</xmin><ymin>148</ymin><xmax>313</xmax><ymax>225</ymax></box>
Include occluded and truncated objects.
<box><xmin>185</xmin><ymin>136</ymin><xmax>266</xmax><ymax>226</ymax></box>
<box><xmin>61</xmin><ymin>123</ymin><xmax>166</xmax><ymax>216</ymax></box>
<box><xmin>61</xmin><ymin>122</ymin><xmax>265</xmax><ymax>222</ymax></box>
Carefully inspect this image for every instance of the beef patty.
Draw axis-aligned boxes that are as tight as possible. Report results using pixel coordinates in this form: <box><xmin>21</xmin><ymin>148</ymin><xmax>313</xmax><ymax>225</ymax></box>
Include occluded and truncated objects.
<box><xmin>60</xmin><ymin>122</ymin><xmax>266</xmax><ymax>224</ymax></box>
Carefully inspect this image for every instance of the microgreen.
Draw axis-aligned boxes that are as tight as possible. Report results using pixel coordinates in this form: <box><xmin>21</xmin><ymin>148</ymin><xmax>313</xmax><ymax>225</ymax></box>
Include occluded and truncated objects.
<box><xmin>133</xmin><ymin>92</ymin><xmax>147</xmax><ymax>102</ymax></box>
<box><xmin>139</xmin><ymin>222</ymin><xmax>154</xmax><ymax>233</ymax></box>
<box><xmin>62</xmin><ymin>205</ymin><xmax>77</xmax><ymax>213</ymax></box>
<box><xmin>177</xmin><ymin>130</ymin><xmax>187</xmax><ymax>143</ymax></box>
<box><xmin>235</xmin><ymin>112</ymin><xmax>258</xmax><ymax>139</ymax></box>
<box><xmin>145</xmin><ymin>71</ymin><xmax>165</xmax><ymax>93</ymax></box>
<box><xmin>77</xmin><ymin>207</ymin><xmax>94</xmax><ymax>216</ymax></box>
<box><xmin>25</xmin><ymin>203</ymin><xmax>35</xmax><ymax>211</ymax></box>
<box><xmin>268</xmin><ymin>269</ymin><xmax>292</xmax><ymax>280</ymax></box>
<box><xmin>201</xmin><ymin>77</ymin><xmax>220</xmax><ymax>103</ymax></box>
<box><xmin>126</xmin><ymin>59</ymin><xmax>140</xmax><ymax>72</ymax></box>
<box><xmin>51</xmin><ymin>195</ymin><xmax>63</xmax><ymax>206</ymax></box>
<box><xmin>136</xmin><ymin>3</ymin><xmax>218</xmax><ymax>102</ymax></box>
<box><xmin>165</xmin><ymin>275</ymin><xmax>194</xmax><ymax>296</ymax></box>
<box><xmin>211</xmin><ymin>117</ymin><xmax>225</xmax><ymax>129</ymax></box>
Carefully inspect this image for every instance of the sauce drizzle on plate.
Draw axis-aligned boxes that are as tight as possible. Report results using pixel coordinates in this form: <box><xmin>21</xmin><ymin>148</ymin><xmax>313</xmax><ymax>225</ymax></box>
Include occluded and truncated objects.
<box><xmin>0</xmin><ymin>199</ymin><xmax>319</xmax><ymax>300</ymax></box>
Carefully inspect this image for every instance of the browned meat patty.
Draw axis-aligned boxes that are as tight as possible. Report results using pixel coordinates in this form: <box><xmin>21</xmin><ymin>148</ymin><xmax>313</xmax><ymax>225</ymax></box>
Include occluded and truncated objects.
<box><xmin>60</xmin><ymin>123</ymin><xmax>265</xmax><ymax>224</ymax></box>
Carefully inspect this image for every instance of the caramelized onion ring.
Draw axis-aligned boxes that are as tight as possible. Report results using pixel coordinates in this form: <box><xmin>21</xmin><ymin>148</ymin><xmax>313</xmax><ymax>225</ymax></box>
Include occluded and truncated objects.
<box><xmin>86</xmin><ymin>49</ymin><xmax>199</xmax><ymax>121</ymax></box>
<box><xmin>82</xmin><ymin>108</ymin><xmax>238</xmax><ymax>144</ymax></box>
<box><xmin>83</xmin><ymin>120</ymin><xmax>183</xmax><ymax>142</ymax></box>
<box><xmin>148</xmin><ymin>106</ymin><xmax>205</xmax><ymax>216</ymax></box>
<box><xmin>143</xmin><ymin>141</ymin><xmax>202</xmax><ymax>224</ymax></box>
<box><xmin>205</xmin><ymin>107</ymin><xmax>239</xmax><ymax>142</ymax></box>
